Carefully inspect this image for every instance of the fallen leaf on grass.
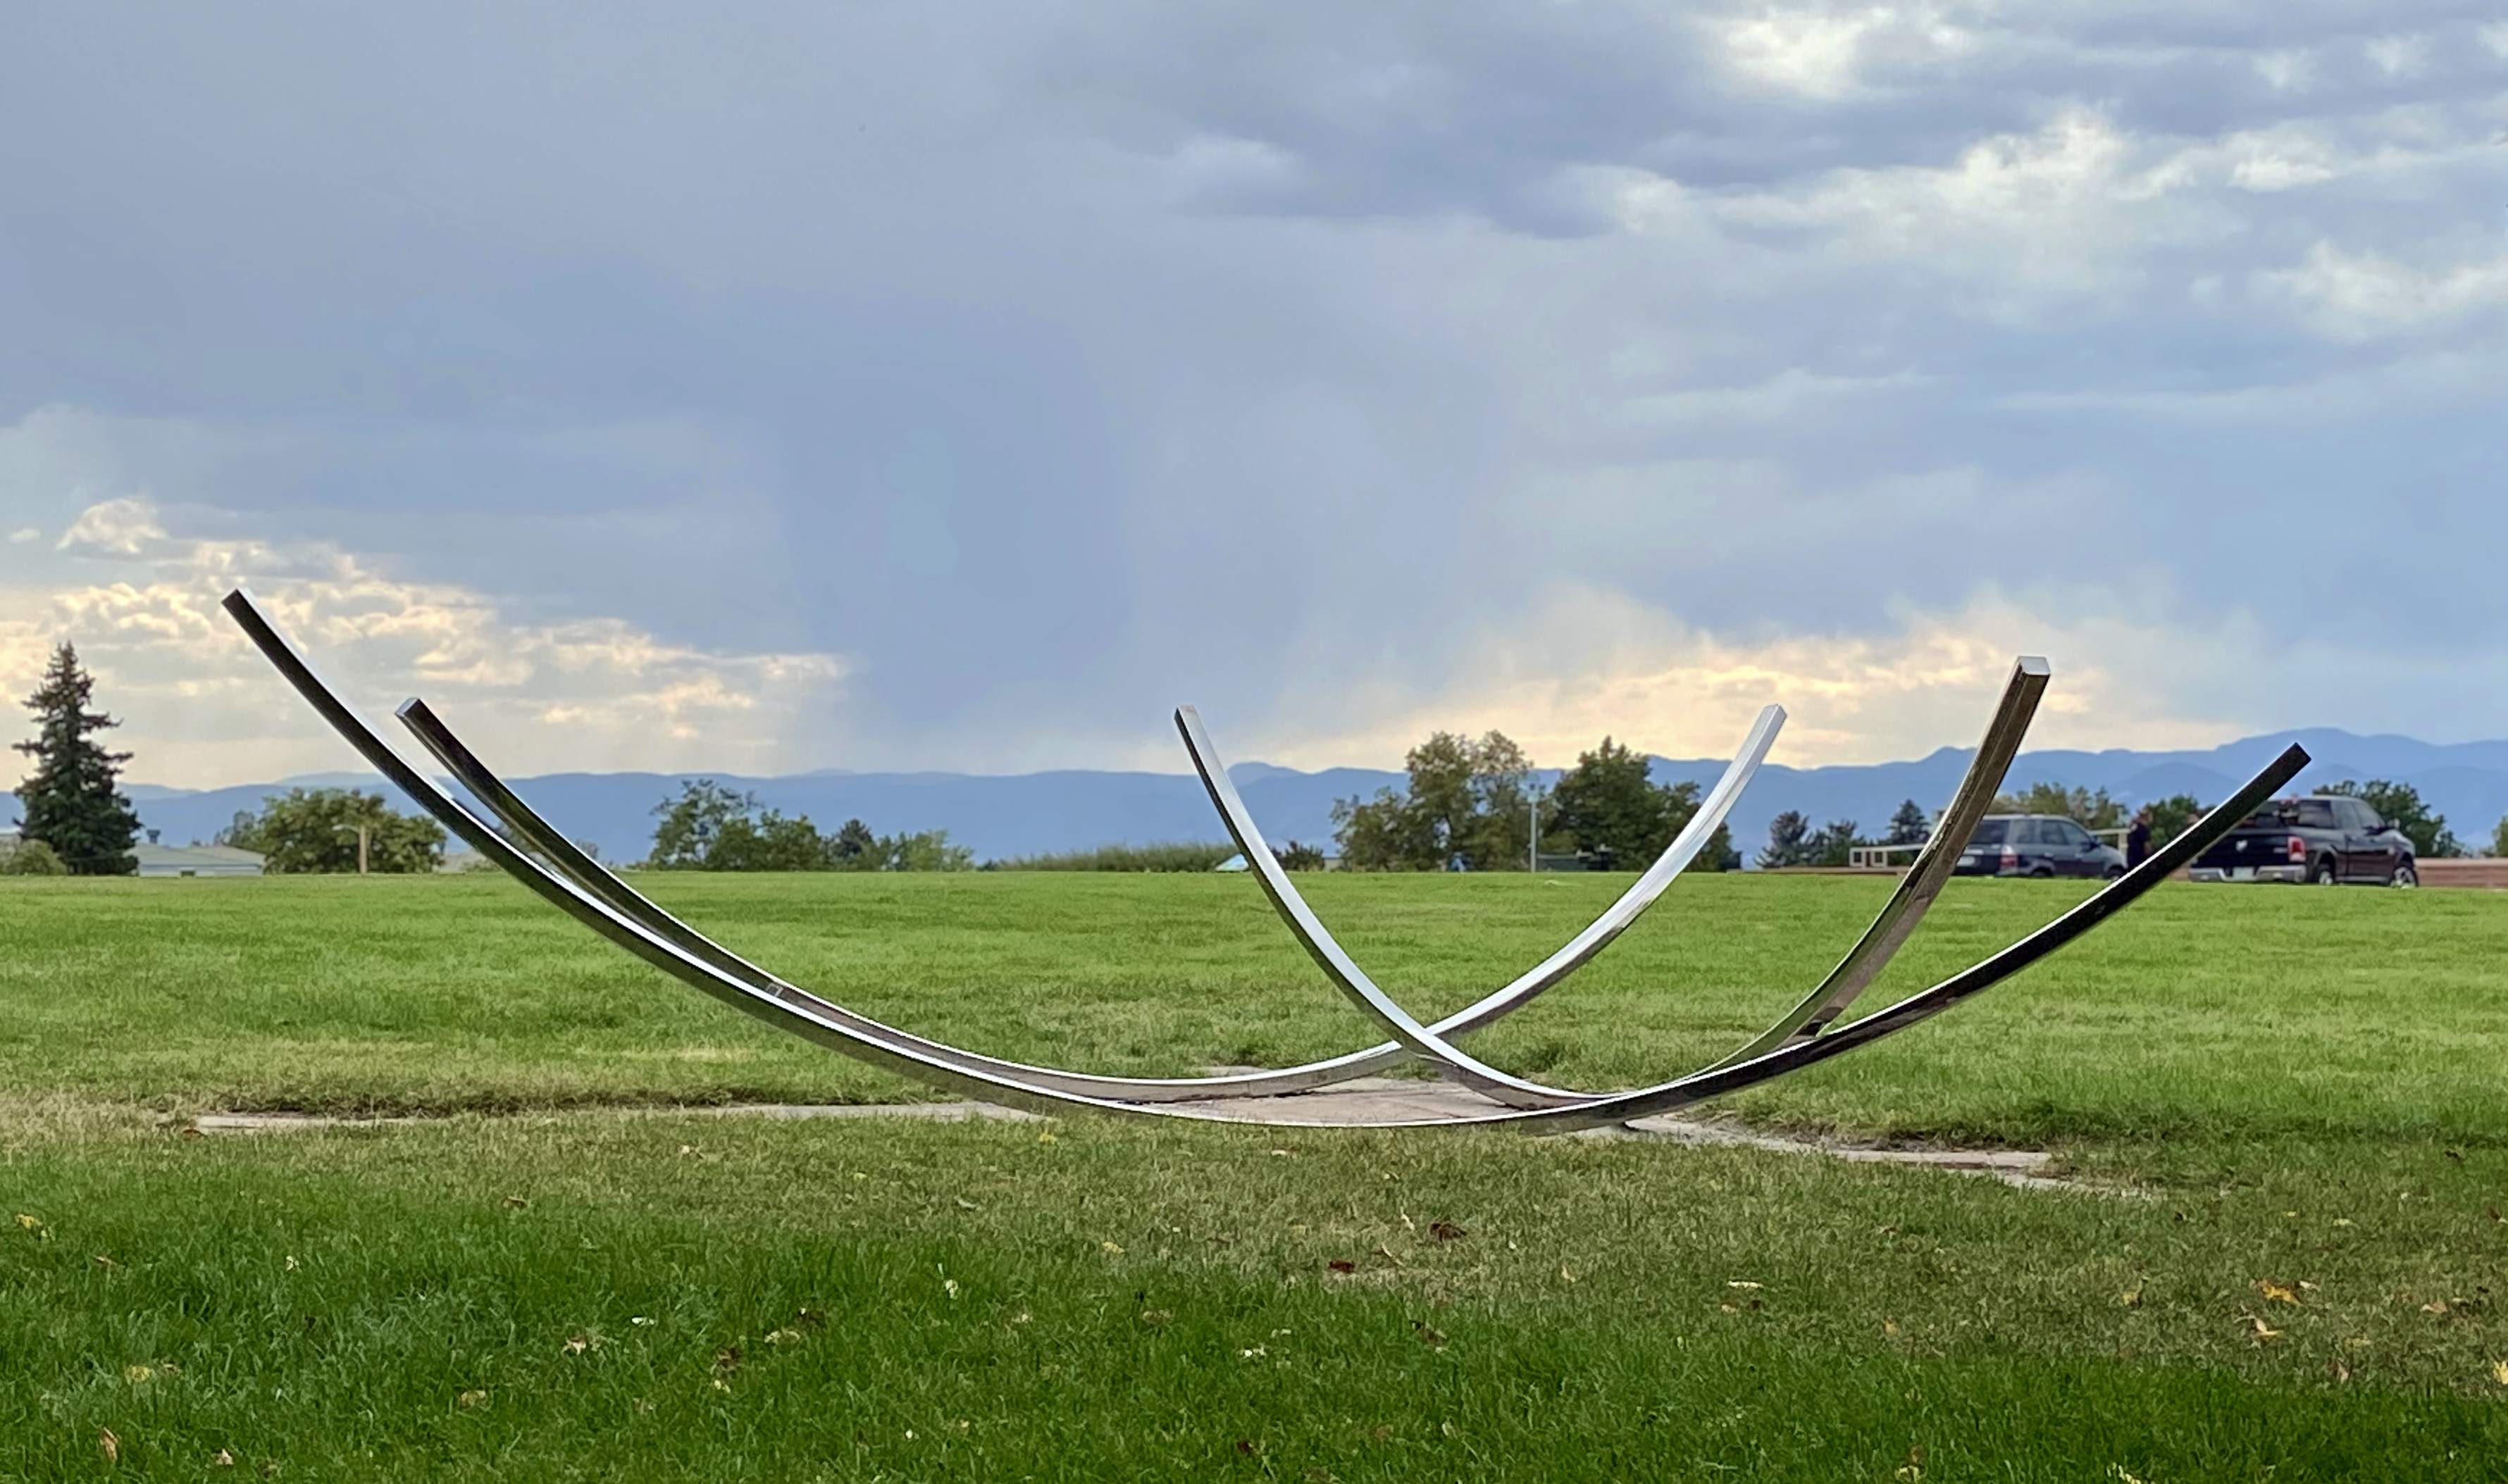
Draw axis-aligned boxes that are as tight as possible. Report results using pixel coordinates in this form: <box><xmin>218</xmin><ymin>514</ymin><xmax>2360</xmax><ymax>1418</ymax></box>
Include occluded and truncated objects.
<box><xmin>762</xmin><ymin>1328</ymin><xmax>801</xmax><ymax>1346</ymax></box>
<box><xmin>93</xmin><ymin>1254</ymin><xmax>118</xmax><ymax>1270</ymax></box>
<box><xmin>1727</xmin><ymin>1280</ymin><xmax>1763</xmax><ymax>1291</ymax></box>
<box><xmin>1883</xmin><ymin>1319</ymin><xmax>1901</xmax><ymax>1338</ymax></box>
<box><xmin>2240</xmin><ymin>1315</ymin><xmax>2283</xmax><ymax>1344</ymax></box>
<box><xmin>2492</xmin><ymin>1359</ymin><xmax>2508</xmax><ymax>1387</ymax></box>
<box><xmin>955</xmin><ymin>1197</ymin><xmax>978</xmax><ymax>1211</ymax></box>
<box><xmin>502</xmin><ymin>1196</ymin><xmax>529</xmax><ymax>1209</ymax></box>
<box><xmin>125</xmin><ymin>1365</ymin><xmax>154</xmax><ymax>1384</ymax></box>
<box><xmin>1036</xmin><ymin>1130</ymin><xmax>1057</xmax><ymax>1145</ymax></box>
<box><xmin>457</xmin><ymin>1390</ymin><xmax>488</xmax><ymax>1409</ymax></box>
<box><xmin>2256</xmin><ymin>1281</ymin><xmax>2301</xmax><ymax>1307</ymax></box>
<box><xmin>15</xmin><ymin>1214</ymin><xmax>41</xmax><ymax>1232</ymax></box>
<box><xmin>1235</xmin><ymin>1439</ymin><xmax>1260</xmax><ymax>1457</ymax></box>
<box><xmin>1558</xmin><ymin>1266</ymin><xmax>1579</xmax><ymax>1285</ymax></box>
<box><xmin>2118</xmin><ymin>1287</ymin><xmax>2143</xmax><ymax>1309</ymax></box>
<box><xmin>1100</xmin><ymin>1240</ymin><xmax>1124</xmax><ymax>1256</ymax></box>
<box><xmin>2330</xmin><ymin>1356</ymin><xmax>2351</xmax><ymax>1383</ymax></box>
<box><xmin>1371</xmin><ymin>1245</ymin><xmax>1404</xmax><ymax>1267</ymax></box>
<box><xmin>795</xmin><ymin>1307</ymin><xmax>826</xmax><ymax>1330</ymax></box>
<box><xmin>2422</xmin><ymin>1299</ymin><xmax>2451</xmax><ymax>1316</ymax></box>
<box><xmin>99</xmin><ymin>1428</ymin><xmax>118</xmax><ymax>1464</ymax></box>
<box><xmin>713</xmin><ymin>1347</ymin><xmax>743</xmax><ymax>1377</ymax></box>
<box><xmin>259</xmin><ymin>1461</ymin><xmax>279</xmax><ymax>1478</ymax></box>
<box><xmin>1413</xmin><ymin>1322</ymin><xmax>1447</xmax><ymax>1349</ymax></box>
<box><xmin>1429</xmin><ymin>1221</ymin><xmax>1467</xmax><ymax>1242</ymax></box>
<box><xmin>213</xmin><ymin>1451</ymin><xmax>235</xmax><ymax>1469</ymax></box>
<box><xmin>943</xmin><ymin>1278</ymin><xmax>961</xmax><ymax>1300</ymax></box>
<box><xmin>564</xmin><ymin>1332</ymin><xmax>598</xmax><ymax>1354</ymax></box>
<box><xmin>1136</xmin><ymin>1309</ymin><xmax>1172</xmax><ymax>1328</ymax></box>
<box><xmin>2111</xmin><ymin>1467</ymin><xmax>2147</xmax><ymax>1484</ymax></box>
<box><xmin>1327</xmin><ymin>1259</ymin><xmax>1356</xmax><ymax>1275</ymax></box>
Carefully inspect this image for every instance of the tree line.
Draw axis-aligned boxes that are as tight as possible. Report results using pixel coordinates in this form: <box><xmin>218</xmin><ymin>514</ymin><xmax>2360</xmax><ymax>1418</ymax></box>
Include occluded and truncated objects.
<box><xmin>642</xmin><ymin>780</ymin><xmax>974</xmax><ymax>872</ymax></box>
<box><xmin>1330</xmin><ymin>731</ymin><xmax>1736</xmax><ymax>872</ymax></box>
<box><xmin>4</xmin><ymin>641</ymin><xmax>2495</xmax><ymax>879</ymax></box>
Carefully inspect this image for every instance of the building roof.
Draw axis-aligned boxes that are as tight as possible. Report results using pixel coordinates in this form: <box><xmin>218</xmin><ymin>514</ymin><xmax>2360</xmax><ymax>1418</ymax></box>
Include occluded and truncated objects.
<box><xmin>133</xmin><ymin>843</ymin><xmax>268</xmax><ymax>874</ymax></box>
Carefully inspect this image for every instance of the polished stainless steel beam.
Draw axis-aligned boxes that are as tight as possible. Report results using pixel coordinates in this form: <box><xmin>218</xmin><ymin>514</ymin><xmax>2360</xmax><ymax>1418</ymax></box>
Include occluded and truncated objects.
<box><xmin>1175</xmin><ymin>702</ymin><xmax>1782</xmax><ymax>1109</ymax></box>
<box><xmin>397</xmin><ymin>692</ymin><xmax>1775</xmax><ymax>1104</ymax></box>
<box><xmin>224</xmin><ymin>585</ymin><xmax>2300</xmax><ymax>1133</ymax></box>
<box><xmin>1704</xmin><ymin>656</ymin><xmax>2048</xmax><ymax>1072</ymax></box>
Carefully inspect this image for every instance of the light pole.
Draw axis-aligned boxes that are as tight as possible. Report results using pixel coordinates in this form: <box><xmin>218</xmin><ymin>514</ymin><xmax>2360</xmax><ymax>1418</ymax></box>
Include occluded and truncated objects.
<box><xmin>337</xmin><ymin>823</ymin><xmax>370</xmax><ymax>875</ymax></box>
<box><xmin>1529</xmin><ymin>782</ymin><xmax>1542</xmax><ymax>874</ymax></box>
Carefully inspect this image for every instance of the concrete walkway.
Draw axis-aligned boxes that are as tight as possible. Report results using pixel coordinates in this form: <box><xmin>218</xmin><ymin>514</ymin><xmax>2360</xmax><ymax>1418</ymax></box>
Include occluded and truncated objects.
<box><xmin>194</xmin><ymin>1074</ymin><xmax>2068</xmax><ymax>1190</ymax></box>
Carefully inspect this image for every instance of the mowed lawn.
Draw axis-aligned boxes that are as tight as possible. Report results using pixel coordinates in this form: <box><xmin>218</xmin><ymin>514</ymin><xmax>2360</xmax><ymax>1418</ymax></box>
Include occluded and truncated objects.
<box><xmin>4</xmin><ymin>871</ymin><xmax>2506</xmax><ymax>1480</ymax></box>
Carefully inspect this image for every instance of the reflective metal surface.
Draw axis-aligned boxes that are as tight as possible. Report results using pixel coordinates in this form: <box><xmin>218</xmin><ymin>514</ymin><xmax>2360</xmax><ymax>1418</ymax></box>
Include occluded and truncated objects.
<box><xmin>1174</xmin><ymin>702</ymin><xmax>1782</xmax><ymax>1108</ymax></box>
<box><xmin>396</xmin><ymin>692</ymin><xmax>1777</xmax><ymax>1104</ymax></box>
<box><xmin>224</xmin><ymin>585</ymin><xmax>2304</xmax><ymax>1133</ymax></box>
<box><xmin>1707</xmin><ymin>656</ymin><xmax>2048</xmax><ymax>1071</ymax></box>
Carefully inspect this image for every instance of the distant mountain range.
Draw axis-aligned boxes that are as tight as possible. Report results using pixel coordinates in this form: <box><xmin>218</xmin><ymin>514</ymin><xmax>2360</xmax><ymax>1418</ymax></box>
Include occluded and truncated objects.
<box><xmin>113</xmin><ymin>729</ymin><xmax>2508</xmax><ymax>864</ymax></box>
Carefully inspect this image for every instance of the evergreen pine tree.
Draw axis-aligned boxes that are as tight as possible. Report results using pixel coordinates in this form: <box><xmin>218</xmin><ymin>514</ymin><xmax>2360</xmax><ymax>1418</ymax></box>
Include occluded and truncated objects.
<box><xmin>12</xmin><ymin>642</ymin><xmax>142</xmax><ymax>875</ymax></box>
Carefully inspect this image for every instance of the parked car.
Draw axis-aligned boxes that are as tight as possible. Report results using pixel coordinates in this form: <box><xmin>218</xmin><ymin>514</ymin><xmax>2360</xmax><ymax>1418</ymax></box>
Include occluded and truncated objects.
<box><xmin>2187</xmin><ymin>794</ymin><xmax>2416</xmax><ymax>887</ymax></box>
<box><xmin>1952</xmin><ymin>814</ymin><xmax>2127</xmax><ymax>879</ymax></box>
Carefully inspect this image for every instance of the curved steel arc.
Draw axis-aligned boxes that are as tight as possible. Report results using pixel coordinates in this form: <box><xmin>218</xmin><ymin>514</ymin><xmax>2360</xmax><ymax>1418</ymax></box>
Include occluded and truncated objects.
<box><xmin>1177</xmin><ymin>703</ymin><xmax>1784</xmax><ymax>1109</ymax></box>
<box><xmin>1339</xmin><ymin>742</ymin><xmax>2310</xmax><ymax>1131</ymax></box>
<box><xmin>397</xmin><ymin>694</ymin><xmax>1781</xmax><ymax>1104</ymax></box>
<box><xmin>225</xmin><ymin>585</ymin><xmax>2302</xmax><ymax>1135</ymax></box>
<box><xmin>216</xmin><ymin>589</ymin><xmax>1167</xmax><ymax>1123</ymax></box>
<box><xmin>1706</xmin><ymin>656</ymin><xmax>2048</xmax><ymax>1073</ymax></box>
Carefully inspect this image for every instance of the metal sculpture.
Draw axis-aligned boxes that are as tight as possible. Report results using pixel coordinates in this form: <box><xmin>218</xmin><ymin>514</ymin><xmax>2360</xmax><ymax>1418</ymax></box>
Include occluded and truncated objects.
<box><xmin>223</xmin><ymin>587</ymin><xmax>2308</xmax><ymax>1133</ymax></box>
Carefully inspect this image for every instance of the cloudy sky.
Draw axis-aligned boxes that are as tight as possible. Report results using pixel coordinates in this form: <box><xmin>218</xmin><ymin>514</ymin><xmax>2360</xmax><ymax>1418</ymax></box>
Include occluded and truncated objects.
<box><xmin>3</xmin><ymin>3</ymin><xmax>2502</xmax><ymax>788</ymax></box>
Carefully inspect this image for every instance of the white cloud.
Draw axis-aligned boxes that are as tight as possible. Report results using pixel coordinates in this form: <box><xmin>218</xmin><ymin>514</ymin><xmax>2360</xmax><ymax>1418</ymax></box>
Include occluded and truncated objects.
<box><xmin>0</xmin><ymin>498</ymin><xmax>850</xmax><ymax>787</ymax></box>
<box><xmin>1708</xmin><ymin>2</ymin><xmax>1980</xmax><ymax>99</ymax></box>
<box><xmin>2266</xmin><ymin>242</ymin><xmax>2508</xmax><ymax>337</ymax></box>
<box><xmin>1239</xmin><ymin>585</ymin><xmax>2242</xmax><ymax>774</ymax></box>
<box><xmin>1704</xmin><ymin>108</ymin><xmax>2230</xmax><ymax>315</ymax></box>
<box><xmin>6</xmin><ymin>528</ymin><xmax>36</xmax><ymax>545</ymax></box>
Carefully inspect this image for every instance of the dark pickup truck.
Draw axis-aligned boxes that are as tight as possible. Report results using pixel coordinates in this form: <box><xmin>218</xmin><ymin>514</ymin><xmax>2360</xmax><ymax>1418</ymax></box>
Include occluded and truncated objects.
<box><xmin>2189</xmin><ymin>794</ymin><xmax>2416</xmax><ymax>887</ymax></box>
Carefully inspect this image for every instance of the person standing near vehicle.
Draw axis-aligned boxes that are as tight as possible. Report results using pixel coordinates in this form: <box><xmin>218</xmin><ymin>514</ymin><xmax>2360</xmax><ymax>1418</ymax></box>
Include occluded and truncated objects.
<box><xmin>2126</xmin><ymin>805</ymin><xmax>2152</xmax><ymax>869</ymax></box>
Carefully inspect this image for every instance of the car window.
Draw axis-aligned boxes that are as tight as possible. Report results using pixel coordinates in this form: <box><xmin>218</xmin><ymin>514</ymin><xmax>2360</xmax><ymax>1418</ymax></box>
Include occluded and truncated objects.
<box><xmin>2026</xmin><ymin>819</ymin><xmax>2059</xmax><ymax>846</ymax></box>
<box><xmin>2292</xmin><ymin>799</ymin><xmax>2338</xmax><ymax>829</ymax></box>
<box><xmin>2054</xmin><ymin>820</ymin><xmax>2092</xmax><ymax>847</ymax></box>
<box><xmin>1966</xmin><ymin>819</ymin><xmax>2011</xmax><ymax>847</ymax></box>
<box><xmin>2345</xmin><ymin>800</ymin><xmax>2383</xmax><ymax>831</ymax></box>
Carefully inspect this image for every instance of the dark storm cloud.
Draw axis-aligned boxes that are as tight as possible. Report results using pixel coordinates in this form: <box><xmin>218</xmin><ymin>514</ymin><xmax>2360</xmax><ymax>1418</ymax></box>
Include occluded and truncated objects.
<box><xmin>2</xmin><ymin>1</ymin><xmax>2504</xmax><ymax>779</ymax></box>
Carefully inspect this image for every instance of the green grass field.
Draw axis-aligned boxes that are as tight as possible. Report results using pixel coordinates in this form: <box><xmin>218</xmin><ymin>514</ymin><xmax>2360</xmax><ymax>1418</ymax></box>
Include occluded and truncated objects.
<box><xmin>4</xmin><ymin>872</ymin><xmax>2506</xmax><ymax>1480</ymax></box>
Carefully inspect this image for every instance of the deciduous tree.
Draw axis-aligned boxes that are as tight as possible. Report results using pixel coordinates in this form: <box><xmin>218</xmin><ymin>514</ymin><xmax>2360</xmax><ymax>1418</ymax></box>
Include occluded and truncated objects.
<box><xmin>1992</xmin><ymin>782</ymin><xmax>2125</xmax><ymax>832</ymax></box>
<box><xmin>218</xmin><ymin>788</ymin><xmax>447</xmax><ymax>873</ymax></box>
<box><xmin>2147</xmin><ymin>793</ymin><xmax>2204</xmax><ymax>849</ymax></box>
<box><xmin>1331</xmin><ymin>730</ymin><xmax>1537</xmax><ymax>871</ymax></box>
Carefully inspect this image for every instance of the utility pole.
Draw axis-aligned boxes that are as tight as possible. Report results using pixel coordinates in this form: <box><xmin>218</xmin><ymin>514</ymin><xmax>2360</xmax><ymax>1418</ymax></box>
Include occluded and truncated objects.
<box><xmin>340</xmin><ymin>822</ymin><xmax>371</xmax><ymax>875</ymax></box>
<box><xmin>1529</xmin><ymin>785</ymin><xmax>1540</xmax><ymax>874</ymax></box>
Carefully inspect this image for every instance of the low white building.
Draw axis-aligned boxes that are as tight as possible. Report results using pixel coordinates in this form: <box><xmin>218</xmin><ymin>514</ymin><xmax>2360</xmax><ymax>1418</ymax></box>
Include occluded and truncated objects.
<box><xmin>133</xmin><ymin>843</ymin><xmax>267</xmax><ymax>878</ymax></box>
